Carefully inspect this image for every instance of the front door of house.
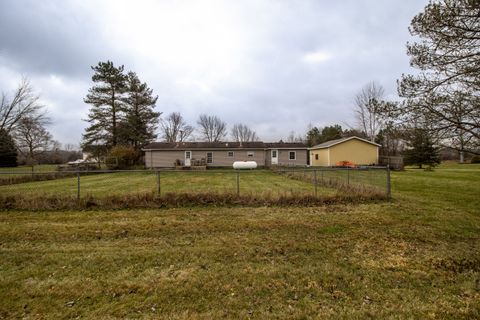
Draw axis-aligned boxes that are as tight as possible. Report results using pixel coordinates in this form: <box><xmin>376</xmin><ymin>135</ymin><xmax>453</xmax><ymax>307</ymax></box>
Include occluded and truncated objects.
<box><xmin>271</xmin><ymin>149</ymin><xmax>278</xmax><ymax>165</ymax></box>
<box><xmin>185</xmin><ymin>151</ymin><xmax>191</xmax><ymax>167</ymax></box>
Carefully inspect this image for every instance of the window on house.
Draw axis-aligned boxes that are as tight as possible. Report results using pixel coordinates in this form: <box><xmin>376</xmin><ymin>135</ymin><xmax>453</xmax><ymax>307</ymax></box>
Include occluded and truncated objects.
<box><xmin>247</xmin><ymin>151</ymin><xmax>254</xmax><ymax>157</ymax></box>
<box><xmin>206</xmin><ymin>152</ymin><xmax>213</xmax><ymax>164</ymax></box>
<box><xmin>315</xmin><ymin>154</ymin><xmax>319</xmax><ymax>160</ymax></box>
<box><xmin>228</xmin><ymin>151</ymin><xmax>234</xmax><ymax>157</ymax></box>
<box><xmin>289</xmin><ymin>151</ymin><xmax>296</xmax><ymax>160</ymax></box>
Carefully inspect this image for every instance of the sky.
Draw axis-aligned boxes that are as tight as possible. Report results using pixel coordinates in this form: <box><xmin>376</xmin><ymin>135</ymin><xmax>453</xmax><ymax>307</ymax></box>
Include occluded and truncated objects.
<box><xmin>0</xmin><ymin>0</ymin><xmax>428</xmax><ymax>147</ymax></box>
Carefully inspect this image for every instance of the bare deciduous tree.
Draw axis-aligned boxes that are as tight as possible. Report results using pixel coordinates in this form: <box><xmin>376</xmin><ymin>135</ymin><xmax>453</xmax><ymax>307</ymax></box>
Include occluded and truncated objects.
<box><xmin>15</xmin><ymin>116</ymin><xmax>53</xmax><ymax>165</ymax></box>
<box><xmin>160</xmin><ymin>112</ymin><xmax>194</xmax><ymax>142</ymax></box>
<box><xmin>0</xmin><ymin>78</ymin><xmax>45</xmax><ymax>134</ymax></box>
<box><xmin>354</xmin><ymin>82</ymin><xmax>386</xmax><ymax>142</ymax></box>
<box><xmin>286</xmin><ymin>131</ymin><xmax>305</xmax><ymax>143</ymax></box>
<box><xmin>197</xmin><ymin>114</ymin><xmax>227</xmax><ymax>142</ymax></box>
<box><xmin>231</xmin><ymin>123</ymin><xmax>259</xmax><ymax>143</ymax></box>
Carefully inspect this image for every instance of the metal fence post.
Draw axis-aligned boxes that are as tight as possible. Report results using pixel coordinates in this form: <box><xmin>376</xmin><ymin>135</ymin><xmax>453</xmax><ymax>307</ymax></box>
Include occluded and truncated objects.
<box><xmin>77</xmin><ymin>171</ymin><xmax>80</xmax><ymax>201</ymax></box>
<box><xmin>156</xmin><ymin>170</ymin><xmax>161</xmax><ymax>196</ymax></box>
<box><xmin>347</xmin><ymin>168</ymin><xmax>350</xmax><ymax>185</ymax></box>
<box><xmin>387</xmin><ymin>166</ymin><xmax>391</xmax><ymax>199</ymax></box>
<box><xmin>314</xmin><ymin>169</ymin><xmax>318</xmax><ymax>197</ymax></box>
<box><xmin>236</xmin><ymin>171</ymin><xmax>240</xmax><ymax>196</ymax></box>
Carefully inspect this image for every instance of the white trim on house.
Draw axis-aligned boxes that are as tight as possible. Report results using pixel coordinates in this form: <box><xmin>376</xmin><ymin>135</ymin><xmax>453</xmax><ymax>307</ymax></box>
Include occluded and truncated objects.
<box><xmin>288</xmin><ymin>151</ymin><xmax>296</xmax><ymax>160</ymax></box>
<box><xmin>206</xmin><ymin>152</ymin><xmax>213</xmax><ymax>164</ymax></box>
<box><xmin>309</xmin><ymin>136</ymin><xmax>381</xmax><ymax>150</ymax></box>
<box><xmin>271</xmin><ymin>149</ymin><xmax>278</xmax><ymax>165</ymax></box>
<box><xmin>185</xmin><ymin>151</ymin><xmax>192</xmax><ymax>166</ymax></box>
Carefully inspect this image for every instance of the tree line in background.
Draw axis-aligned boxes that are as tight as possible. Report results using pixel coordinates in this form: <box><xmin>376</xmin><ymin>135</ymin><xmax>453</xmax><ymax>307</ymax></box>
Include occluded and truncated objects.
<box><xmin>2</xmin><ymin>0</ymin><xmax>479</xmax><ymax>169</ymax></box>
<box><xmin>81</xmin><ymin>61</ymin><xmax>265</xmax><ymax>167</ymax></box>
<box><xmin>80</xmin><ymin>0</ymin><xmax>478</xmax><ymax>169</ymax></box>
<box><xmin>0</xmin><ymin>78</ymin><xmax>81</xmax><ymax>167</ymax></box>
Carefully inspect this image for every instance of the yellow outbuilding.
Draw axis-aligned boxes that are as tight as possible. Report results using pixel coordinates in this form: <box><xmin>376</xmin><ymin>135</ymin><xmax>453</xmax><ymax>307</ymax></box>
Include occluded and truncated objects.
<box><xmin>309</xmin><ymin>136</ymin><xmax>380</xmax><ymax>166</ymax></box>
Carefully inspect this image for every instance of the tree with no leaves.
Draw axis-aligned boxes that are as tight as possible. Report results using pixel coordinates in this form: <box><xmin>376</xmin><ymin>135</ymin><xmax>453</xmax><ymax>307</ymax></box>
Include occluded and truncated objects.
<box><xmin>0</xmin><ymin>78</ymin><xmax>45</xmax><ymax>134</ymax></box>
<box><xmin>160</xmin><ymin>112</ymin><xmax>194</xmax><ymax>142</ymax></box>
<box><xmin>197</xmin><ymin>114</ymin><xmax>227</xmax><ymax>142</ymax></box>
<box><xmin>354</xmin><ymin>81</ymin><xmax>386</xmax><ymax>142</ymax></box>
<box><xmin>231</xmin><ymin>123</ymin><xmax>259</xmax><ymax>143</ymax></box>
<box><xmin>15</xmin><ymin>116</ymin><xmax>53</xmax><ymax>165</ymax></box>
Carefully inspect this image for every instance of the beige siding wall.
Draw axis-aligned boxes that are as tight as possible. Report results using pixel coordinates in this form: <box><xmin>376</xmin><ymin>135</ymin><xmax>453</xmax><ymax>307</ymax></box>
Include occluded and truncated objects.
<box><xmin>277</xmin><ymin>149</ymin><xmax>307</xmax><ymax>166</ymax></box>
<box><xmin>310</xmin><ymin>149</ymin><xmax>329</xmax><ymax>166</ymax></box>
<box><xmin>192</xmin><ymin>149</ymin><xmax>265</xmax><ymax>167</ymax></box>
<box><xmin>329</xmin><ymin>140</ymin><xmax>378</xmax><ymax>165</ymax></box>
<box><xmin>146</xmin><ymin>148</ymin><xmax>309</xmax><ymax>167</ymax></box>
<box><xmin>145</xmin><ymin>150</ymin><xmax>185</xmax><ymax>168</ymax></box>
<box><xmin>265</xmin><ymin>150</ymin><xmax>272</xmax><ymax>167</ymax></box>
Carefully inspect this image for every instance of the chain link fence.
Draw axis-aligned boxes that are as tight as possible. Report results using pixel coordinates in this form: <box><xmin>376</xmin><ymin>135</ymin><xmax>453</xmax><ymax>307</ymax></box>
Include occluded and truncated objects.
<box><xmin>0</xmin><ymin>167</ymin><xmax>390</xmax><ymax>204</ymax></box>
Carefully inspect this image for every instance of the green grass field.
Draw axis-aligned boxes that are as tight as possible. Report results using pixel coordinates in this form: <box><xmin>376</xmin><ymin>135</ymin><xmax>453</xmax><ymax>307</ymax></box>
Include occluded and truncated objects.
<box><xmin>0</xmin><ymin>170</ymin><xmax>344</xmax><ymax>199</ymax></box>
<box><xmin>0</xmin><ymin>163</ymin><xmax>479</xmax><ymax>318</ymax></box>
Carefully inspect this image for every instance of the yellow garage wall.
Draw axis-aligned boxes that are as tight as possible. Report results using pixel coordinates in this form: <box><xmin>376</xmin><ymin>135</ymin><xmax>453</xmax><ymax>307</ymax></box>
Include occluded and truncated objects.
<box><xmin>310</xmin><ymin>148</ymin><xmax>329</xmax><ymax>166</ymax></box>
<box><xmin>329</xmin><ymin>139</ymin><xmax>378</xmax><ymax>165</ymax></box>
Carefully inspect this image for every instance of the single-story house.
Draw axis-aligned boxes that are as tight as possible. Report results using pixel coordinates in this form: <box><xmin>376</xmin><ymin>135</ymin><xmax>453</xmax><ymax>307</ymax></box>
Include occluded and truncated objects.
<box><xmin>309</xmin><ymin>136</ymin><xmax>380</xmax><ymax>166</ymax></box>
<box><xmin>142</xmin><ymin>141</ymin><xmax>308</xmax><ymax>168</ymax></box>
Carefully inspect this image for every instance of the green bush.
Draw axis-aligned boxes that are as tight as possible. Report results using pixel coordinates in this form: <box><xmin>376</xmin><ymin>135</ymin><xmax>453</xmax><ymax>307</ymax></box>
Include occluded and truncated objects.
<box><xmin>471</xmin><ymin>155</ymin><xmax>480</xmax><ymax>164</ymax></box>
<box><xmin>105</xmin><ymin>145</ymin><xmax>139</xmax><ymax>169</ymax></box>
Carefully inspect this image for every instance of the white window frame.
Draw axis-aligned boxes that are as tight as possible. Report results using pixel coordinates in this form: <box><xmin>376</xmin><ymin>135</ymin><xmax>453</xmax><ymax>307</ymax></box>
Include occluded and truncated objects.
<box><xmin>289</xmin><ymin>151</ymin><xmax>296</xmax><ymax>160</ymax></box>
<box><xmin>247</xmin><ymin>151</ymin><xmax>255</xmax><ymax>157</ymax></box>
<box><xmin>227</xmin><ymin>151</ymin><xmax>234</xmax><ymax>157</ymax></box>
<box><xmin>206</xmin><ymin>152</ymin><xmax>213</xmax><ymax>164</ymax></box>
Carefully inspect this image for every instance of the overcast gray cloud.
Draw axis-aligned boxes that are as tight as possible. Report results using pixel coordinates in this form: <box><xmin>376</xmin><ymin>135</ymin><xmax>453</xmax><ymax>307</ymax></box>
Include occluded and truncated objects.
<box><xmin>0</xmin><ymin>0</ymin><xmax>428</xmax><ymax>146</ymax></box>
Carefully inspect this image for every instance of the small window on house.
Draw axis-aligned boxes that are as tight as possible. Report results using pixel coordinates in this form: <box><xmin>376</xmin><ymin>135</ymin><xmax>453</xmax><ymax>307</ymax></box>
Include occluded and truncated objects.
<box><xmin>206</xmin><ymin>152</ymin><xmax>213</xmax><ymax>164</ymax></box>
<box><xmin>315</xmin><ymin>154</ymin><xmax>319</xmax><ymax>160</ymax></box>
<box><xmin>228</xmin><ymin>151</ymin><xmax>234</xmax><ymax>157</ymax></box>
<box><xmin>247</xmin><ymin>151</ymin><xmax>254</xmax><ymax>157</ymax></box>
<box><xmin>289</xmin><ymin>151</ymin><xmax>296</xmax><ymax>160</ymax></box>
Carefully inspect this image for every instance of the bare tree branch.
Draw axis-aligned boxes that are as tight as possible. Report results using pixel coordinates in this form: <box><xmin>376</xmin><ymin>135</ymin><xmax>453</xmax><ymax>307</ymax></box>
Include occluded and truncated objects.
<box><xmin>353</xmin><ymin>81</ymin><xmax>386</xmax><ymax>141</ymax></box>
<box><xmin>0</xmin><ymin>77</ymin><xmax>45</xmax><ymax>133</ymax></box>
<box><xmin>160</xmin><ymin>112</ymin><xmax>193</xmax><ymax>142</ymax></box>
<box><xmin>197</xmin><ymin>114</ymin><xmax>227</xmax><ymax>142</ymax></box>
<box><xmin>231</xmin><ymin>123</ymin><xmax>259</xmax><ymax>142</ymax></box>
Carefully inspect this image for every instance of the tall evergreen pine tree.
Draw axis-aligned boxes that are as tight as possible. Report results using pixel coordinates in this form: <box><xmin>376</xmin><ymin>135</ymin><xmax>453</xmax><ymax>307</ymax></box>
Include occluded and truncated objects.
<box><xmin>119</xmin><ymin>72</ymin><xmax>161</xmax><ymax>149</ymax></box>
<box><xmin>83</xmin><ymin>61</ymin><xmax>127</xmax><ymax>148</ymax></box>
<box><xmin>0</xmin><ymin>128</ymin><xmax>18</xmax><ymax>167</ymax></box>
<box><xmin>403</xmin><ymin>128</ymin><xmax>440</xmax><ymax>169</ymax></box>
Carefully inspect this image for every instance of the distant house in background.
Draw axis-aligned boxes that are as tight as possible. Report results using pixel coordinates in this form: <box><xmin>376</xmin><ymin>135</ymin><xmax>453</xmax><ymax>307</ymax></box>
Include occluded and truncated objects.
<box><xmin>309</xmin><ymin>136</ymin><xmax>380</xmax><ymax>166</ymax></box>
<box><xmin>142</xmin><ymin>141</ymin><xmax>308</xmax><ymax>168</ymax></box>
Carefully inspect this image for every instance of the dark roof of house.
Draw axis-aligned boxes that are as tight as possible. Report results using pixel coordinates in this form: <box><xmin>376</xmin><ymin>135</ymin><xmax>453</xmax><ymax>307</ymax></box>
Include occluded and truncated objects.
<box><xmin>310</xmin><ymin>136</ymin><xmax>381</xmax><ymax>149</ymax></box>
<box><xmin>143</xmin><ymin>141</ymin><xmax>307</xmax><ymax>150</ymax></box>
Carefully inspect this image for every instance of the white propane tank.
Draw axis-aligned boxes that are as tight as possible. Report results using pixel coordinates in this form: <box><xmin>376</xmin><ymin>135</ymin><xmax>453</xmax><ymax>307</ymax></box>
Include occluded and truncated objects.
<box><xmin>233</xmin><ymin>161</ymin><xmax>257</xmax><ymax>169</ymax></box>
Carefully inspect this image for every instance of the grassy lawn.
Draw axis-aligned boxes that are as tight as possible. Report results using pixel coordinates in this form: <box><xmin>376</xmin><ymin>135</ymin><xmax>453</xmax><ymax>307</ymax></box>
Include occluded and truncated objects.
<box><xmin>0</xmin><ymin>164</ymin><xmax>59</xmax><ymax>173</ymax></box>
<box><xmin>0</xmin><ymin>170</ymin><xmax>338</xmax><ymax>199</ymax></box>
<box><xmin>0</xmin><ymin>163</ymin><xmax>479</xmax><ymax>318</ymax></box>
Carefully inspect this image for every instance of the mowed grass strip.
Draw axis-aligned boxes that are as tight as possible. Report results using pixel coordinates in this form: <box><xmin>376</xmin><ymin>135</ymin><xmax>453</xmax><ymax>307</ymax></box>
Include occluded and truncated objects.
<box><xmin>0</xmin><ymin>163</ymin><xmax>479</xmax><ymax>318</ymax></box>
<box><xmin>0</xmin><ymin>170</ymin><xmax>334</xmax><ymax>199</ymax></box>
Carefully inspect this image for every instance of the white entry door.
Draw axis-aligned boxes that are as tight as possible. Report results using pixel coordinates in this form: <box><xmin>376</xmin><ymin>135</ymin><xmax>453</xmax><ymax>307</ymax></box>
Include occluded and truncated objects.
<box><xmin>271</xmin><ymin>149</ymin><xmax>278</xmax><ymax>165</ymax></box>
<box><xmin>185</xmin><ymin>151</ymin><xmax>192</xmax><ymax>167</ymax></box>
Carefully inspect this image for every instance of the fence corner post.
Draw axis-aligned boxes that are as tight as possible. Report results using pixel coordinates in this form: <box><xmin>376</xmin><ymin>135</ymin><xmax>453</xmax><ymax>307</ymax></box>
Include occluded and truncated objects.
<box><xmin>314</xmin><ymin>169</ymin><xmax>318</xmax><ymax>197</ymax></box>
